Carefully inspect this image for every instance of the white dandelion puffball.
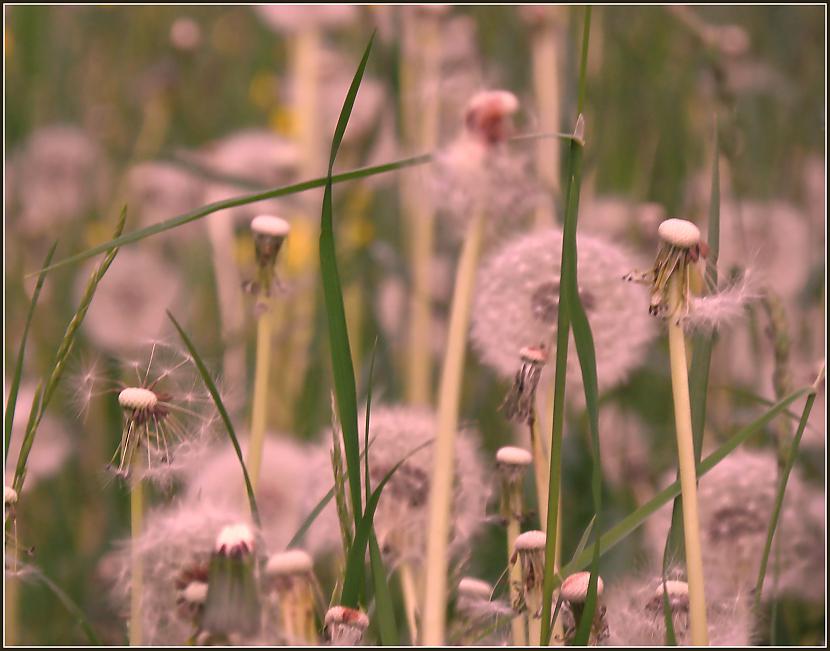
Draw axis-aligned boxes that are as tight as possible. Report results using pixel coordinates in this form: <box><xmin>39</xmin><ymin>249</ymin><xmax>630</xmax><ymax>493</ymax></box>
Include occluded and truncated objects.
<box><xmin>78</xmin><ymin>248</ymin><xmax>182</xmax><ymax>354</ymax></box>
<box><xmin>11</xmin><ymin>124</ymin><xmax>108</xmax><ymax>234</ymax></box>
<box><xmin>125</xmin><ymin>161</ymin><xmax>204</xmax><ymax>229</ymax></box>
<box><xmin>103</xmin><ymin>499</ymin><xmax>254</xmax><ymax>645</ymax></box>
<box><xmin>646</xmin><ymin>448</ymin><xmax>825</xmax><ymax>604</ymax></box>
<box><xmin>471</xmin><ymin>227</ymin><xmax>657</xmax><ymax>402</ymax></box>
<box><xmin>603</xmin><ymin>571</ymin><xmax>752</xmax><ymax>646</ymax></box>
<box><xmin>183</xmin><ymin>435</ymin><xmax>339</xmax><ymax>557</ymax></box>
<box><xmin>327</xmin><ymin>405</ymin><xmax>490</xmax><ymax>568</ymax></box>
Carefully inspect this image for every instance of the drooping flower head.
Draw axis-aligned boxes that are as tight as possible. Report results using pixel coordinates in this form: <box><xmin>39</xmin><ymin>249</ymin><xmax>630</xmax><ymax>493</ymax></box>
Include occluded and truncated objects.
<box><xmin>471</xmin><ymin>227</ymin><xmax>657</xmax><ymax>404</ymax></box>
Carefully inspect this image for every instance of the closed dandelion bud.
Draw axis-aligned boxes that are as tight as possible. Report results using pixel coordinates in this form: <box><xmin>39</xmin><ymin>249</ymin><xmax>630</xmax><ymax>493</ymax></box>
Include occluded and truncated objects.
<box><xmin>511</xmin><ymin>530</ymin><xmax>546</xmax><ymax>617</ymax></box>
<box><xmin>264</xmin><ymin>550</ymin><xmax>317</xmax><ymax>644</ymax></box>
<box><xmin>559</xmin><ymin>571</ymin><xmax>608</xmax><ymax>644</ymax></box>
<box><xmin>203</xmin><ymin>523</ymin><xmax>261</xmax><ymax>638</ymax></box>
<box><xmin>324</xmin><ymin>606</ymin><xmax>369</xmax><ymax>646</ymax></box>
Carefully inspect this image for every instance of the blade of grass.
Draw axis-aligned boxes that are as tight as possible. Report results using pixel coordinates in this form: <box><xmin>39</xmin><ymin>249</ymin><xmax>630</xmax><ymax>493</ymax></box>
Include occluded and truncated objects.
<box><xmin>4</xmin><ymin>241</ymin><xmax>57</xmax><ymax>462</ymax></box>
<box><xmin>753</xmin><ymin>373</ymin><xmax>822</xmax><ymax>612</ymax></box>
<box><xmin>541</xmin><ymin>6</ymin><xmax>593</xmax><ymax>644</ymax></box>
<box><xmin>167</xmin><ymin>311</ymin><xmax>260</xmax><ymax>527</ymax></box>
<box><xmin>340</xmin><ymin>439</ymin><xmax>433</xmax><ymax>607</ymax></box>
<box><xmin>15</xmin><ymin>564</ymin><xmax>101</xmax><ymax>645</ymax></box>
<box><xmin>30</xmin><ymin>133</ymin><xmax>575</xmax><ymax>279</ymax></box>
<box><xmin>561</xmin><ymin>386</ymin><xmax>812</xmax><ymax>578</ymax></box>
<box><xmin>369</xmin><ymin>532</ymin><xmax>400</xmax><ymax>645</ymax></box>
<box><xmin>660</xmin><ymin>569</ymin><xmax>679</xmax><ymax>645</ymax></box>
<box><xmin>319</xmin><ymin>33</ymin><xmax>375</xmax><ymax>530</ymax></box>
<box><xmin>13</xmin><ymin>208</ymin><xmax>127</xmax><ymax>496</ymax></box>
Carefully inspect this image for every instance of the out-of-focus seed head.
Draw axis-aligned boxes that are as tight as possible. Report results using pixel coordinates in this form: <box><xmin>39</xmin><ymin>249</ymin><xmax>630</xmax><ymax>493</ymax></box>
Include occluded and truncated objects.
<box><xmin>560</xmin><ymin>571</ymin><xmax>605</xmax><ymax>603</ymax></box>
<box><xmin>170</xmin><ymin>17</ymin><xmax>202</xmax><ymax>51</ymax></box>
<box><xmin>464</xmin><ymin>90</ymin><xmax>519</xmax><ymax>145</ymax></box>
<box><xmin>458</xmin><ymin>576</ymin><xmax>493</xmax><ymax>601</ymax></box>
<box><xmin>496</xmin><ymin>446</ymin><xmax>533</xmax><ymax>468</ymax></box>
<box><xmin>265</xmin><ymin>549</ymin><xmax>313</xmax><ymax>578</ymax></box>
<box><xmin>4</xmin><ymin>486</ymin><xmax>18</xmax><ymax>506</ymax></box>
<box><xmin>514</xmin><ymin>529</ymin><xmax>546</xmax><ymax>552</ymax></box>
<box><xmin>324</xmin><ymin>606</ymin><xmax>369</xmax><ymax>645</ymax></box>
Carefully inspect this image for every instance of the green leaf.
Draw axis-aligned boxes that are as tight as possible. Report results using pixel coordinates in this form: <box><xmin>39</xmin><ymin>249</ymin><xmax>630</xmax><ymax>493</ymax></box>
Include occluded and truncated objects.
<box><xmin>4</xmin><ymin>241</ymin><xmax>57</xmax><ymax>463</ymax></box>
<box><xmin>319</xmin><ymin>33</ymin><xmax>375</xmax><ymax>536</ymax></box>
<box><xmin>13</xmin><ymin>208</ymin><xmax>127</xmax><ymax>495</ymax></box>
<box><xmin>167</xmin><ymin>311</ymin><xmax>260</xmax><ymax>528</ymax></box>
<box><xmin>369</xmin><ymin>531</ymin><xmax>400</xmax><ymax>645</ymax></box>
<box><xmin>562</xmin><ymin>386</ymin><xmax>812</xmax><ymax>578</ymax></box>
<box><xmin>753</xmin><ymin>386</ymin><xmax>818</xmax><ymax>612</ymax></box>
<box><xmin>286</xmin><ymin>486</ymin><xmax>336</xmax><ymax>551</ymax></box>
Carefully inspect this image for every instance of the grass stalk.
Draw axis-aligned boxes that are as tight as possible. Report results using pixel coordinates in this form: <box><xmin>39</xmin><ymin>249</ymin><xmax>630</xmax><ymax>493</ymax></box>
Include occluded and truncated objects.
<box><xmin>667</xmin><ymin>274</ymin><xmax>709</xmax><ymax>645</ymax></box>
<box><xmin>129</xmin><ymin>475</ymin><xmax>144</xmax><ymax>646</ymax></box>
<box><xmin>247</xmin><ymin>302</ymin><xmax>273</xmax><ymax>492</ymax></box>
<box><xmin>421</xmin><ymin>211</ymin><xmax>485</xmax><ymax>645</ymax></box>
<box><xmin>398</xmin><ymin>560</ymin><xmax>420</xmax><ymax>643</ymax></box>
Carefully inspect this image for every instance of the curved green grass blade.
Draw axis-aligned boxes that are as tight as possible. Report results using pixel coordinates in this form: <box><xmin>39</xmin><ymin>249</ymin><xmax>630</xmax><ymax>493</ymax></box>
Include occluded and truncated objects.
<box><xmin>561</xmin><ymin>386</ymin><xmax>811</xmax><ymax>579</ymax></box>
<box><xmin>5</xmin><ymin>241</ymin><xmax>57</xmax><ymax>463</ymax></box>
<box><xmin>167</xmin><ymin>311</ymin><xmax>260</xmax><ymax>527</ymax></box>
<box><xmin>369</xmin><ymin>531</ymin><xmax>400</xmax><ymax>645</ymax></box>
<box><xmin>753</xmin><ymin>382</ymin><xmax>819</xmax><ymax>612</ymax></box>
<box><xmin>14</xmin><ymin>209</ymin><xmax>126</xmax><ymax>495</ymax></box>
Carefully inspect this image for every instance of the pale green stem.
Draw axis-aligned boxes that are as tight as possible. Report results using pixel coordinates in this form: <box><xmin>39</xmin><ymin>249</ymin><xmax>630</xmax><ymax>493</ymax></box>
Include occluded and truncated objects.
<box><xmin>398</xmin><ymin>560</ymin><xmax>420</xmax><ymax>644</ymax></box>
<box><xmin>503</xmin><ymin>476</ymin><xmax>527</xmax><ymax>646</ymax></box>
<box><xmin>247</xmin><ymin>305</ymin><xmax>273</xmax><ymax>492</ymax></box>
<box><xmin>528</xmin><ymin>614</ymin><xmax>542</xmax><ymax>646</ymax></box>
<box><xmin>421</xmin><ymin>212</ymin><xmax>485</xmax><ymax>645</ymax></box>
<box><xmin>667</xmin><ymin>274</ymin><xmax>709</xmax><ymax>646</ymax></box>
<box><xmin>129</xmin><ymin>478</ymin><xmax>144</xmax><ymax>646</ymax></box>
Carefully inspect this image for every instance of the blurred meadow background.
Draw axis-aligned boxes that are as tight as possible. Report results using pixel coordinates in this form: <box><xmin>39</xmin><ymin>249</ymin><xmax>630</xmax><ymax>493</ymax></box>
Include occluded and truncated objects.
<box><xmin>3</xmin><ymin>4</ymin><xmax>826</xmax><ymax>646</ymax></box>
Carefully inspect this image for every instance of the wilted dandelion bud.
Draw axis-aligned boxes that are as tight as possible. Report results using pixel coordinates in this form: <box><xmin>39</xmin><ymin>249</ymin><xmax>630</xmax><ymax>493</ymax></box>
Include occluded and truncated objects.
<box><xmin>247</xmin><ymin>214</ymin><xmax>291</xmax><ymax>309</ymax></box>
<box><xmin>473</xmin><ymin>228</ymin><xmax>656</xmax><ymax>404</ymax></box>
<box><xmin>202</xmin><ymin>523</ymin><xmax>261</xmax><ymax>638</ymax></box>
<box><xmin>324</xmin><ymin>606</ymin><xmax>370</xmax><ymax>646</ymax></box>
<box><xmin>500</xmin><ymin>345</ymin><xmax>547</xmax><ymax>425</ymax></box>
<box><xmin>511</xmin><ymin>530</ymin><xmax>547</xmax><ymax>617</ymax></box>
<box><xmin>464</xmin><ymin>90</ymin><xmax>520</xmax><ymax>145</ymax></box>
<box><xmin>559</xmin><ymin>571</ymin><xmax>608</xmax><ymax>644</ymax></box>
<box><xmin>264</xmin><ymin>550</ymin><xmax>318</xmax><ymax>645</ymax></box>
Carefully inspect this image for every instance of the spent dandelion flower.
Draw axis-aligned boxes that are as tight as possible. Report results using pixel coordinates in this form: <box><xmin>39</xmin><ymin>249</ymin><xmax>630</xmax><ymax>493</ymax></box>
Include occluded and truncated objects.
<box><xmin>559</xmin><ymin>571</ymin><xmax>609</xmax><ymax>645</ymax></box>
<box><xmin>603</xmin><ymin>572</ymin><xmax>753</xmax><ymax>646</ymax></box>
<box><xmin>431</xmin><ymin>89</ymin><xmax>540</xmax><ymax>241</ymax></box>
<box><xmin>451</xmin><ymin>577</ymin><xmax>512</xmax><ymax>645</ymax></box>
<box><xmin>472</xmin><ymin>227</ymin><xmax>656</xmax><ymax>403</ymax></box>
<box><xmin>324</xmin><ymin>606</ymin><xmax>370</xmax><ymax>646</ymax></box>
<box><xmin>77</xmin><ymin>248</ymin><xmax>182</xmax><ymax>354</ymax></box>
<box><xmin>263</xmin><ymin>550</ymin><xmax>318</xmax><ymax>645</ymax></box>
<box><xmin>244</xmin><ymin>214</ymin><xmax>291</xmax><ymax>313</ymax></box>
<box><xmin>500</xmin><ymin>345</ymin><xmax>548</xmax><ymax>426</ymax></box>
<box><xmin>511</xmin><ymin>529</ymin><xmax>546</xmax><ymax>644</ymax></box>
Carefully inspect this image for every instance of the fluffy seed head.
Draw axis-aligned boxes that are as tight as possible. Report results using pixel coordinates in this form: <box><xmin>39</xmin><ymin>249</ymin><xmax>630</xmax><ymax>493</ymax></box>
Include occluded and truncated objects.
<box><xmin>514</xmin><ymin>529</ymin><xmax>546</xmax><ymax>552</ymax></box>
<box><xmin>458</xmin><ymin>577</ymin><xmax>493</xmax><ymax>600</ymax></box>
<box><xmin>250</xmin><ymin>214</ymin><xmax>290</xmax><ymax>238</ymax></box>
<box><xmin>118</xmin><ymin>387</ymin><xmax>159</xmax><ymax>411</ymax></box>
<box><xmin>496</xmin><ymin>446</ymin><xmax>533</xmax><ymax>467</ymax></box>
<box><xmin>464</xmin><ymin>90</ymin><xmax>520</xmax><ymax>145</ymax></box>
<box><xmin>325</xmin><ymin>606</ymin><xmax>369</xmax><ymax>629</ymax></box>
<box><xmin>215</xmin><ymin>523</ymin><xmax>255</xmax><ymax>556</ymax></box>
<box><xmin>181</xmin><ymin>581</ymin><xmax>208</xmax><ymax>605</ymax></box>
<box><xmin>657</xmin><ymin>218</ymin><xmax>700</xmax><ymax>248</ymax></box>
<box><xmin>561</xmin><ymin>571</ymin><xmax>604</xmax><ymax>603</ymax></box>
<box><xmin>265</xmin><ymin>549</ymin><xmax>313</xmax><ymax>577</ymax></box>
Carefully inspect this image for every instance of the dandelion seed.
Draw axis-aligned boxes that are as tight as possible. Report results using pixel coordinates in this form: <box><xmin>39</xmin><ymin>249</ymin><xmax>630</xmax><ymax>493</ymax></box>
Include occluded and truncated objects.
<box><xmin>681</xmin><ymin>270</ymin><xmax>760</xmax><ymax>333</ymax></box>
<box><xmin>472</xmin><ymin>227</ymin><xmax>656</xmax><ymax>404</ymax></box>
<box><xmin>324</xmin><ymin>606</ymin><xmax>370</xmax><ymax>646</ymax></box>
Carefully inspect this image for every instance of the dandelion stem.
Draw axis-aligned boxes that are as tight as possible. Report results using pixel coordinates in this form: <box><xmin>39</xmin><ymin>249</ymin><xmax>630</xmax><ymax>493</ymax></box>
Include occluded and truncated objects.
<box><xmin>422</xmin><ymin>211</ymin><xmax>485</xmax><ymax>645</ymax></box>
<box><xmin>398</xmin><ymin>560</ymin><xmax>420</xmax><ymax>644</ymax></box>
<box><xmin>529</xmin><ymin>613</ymin><xmax>542</xmax><ymax>646</ymax></box>
<box><xmin>248</xmin><ymin>304</ymin><xmax>273</xmax><ymax>492</ymax></box>
<box><xmin>529</xmin><ymin>417</ymin><xmax>550</xmax><ymax>529</ymax></box>
<box><xmin>505</xmin><ymin>506</ymin><xmax>527</xmax><ymax>645</ymax></box>
<box><xmin>129</xmin><ymin>476</ymin><xmax>144</xmax><ymax>646</ymax></box>
<box><xmin>667</xmin><ymin>274</ymin><xmax>709</xmax><ymax>646</ymax></box>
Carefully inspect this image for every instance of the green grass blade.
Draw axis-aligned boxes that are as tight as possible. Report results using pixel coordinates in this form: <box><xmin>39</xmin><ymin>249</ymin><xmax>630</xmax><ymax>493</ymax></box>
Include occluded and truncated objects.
<box><xmin>16</xmin><ymin>564</ymin><xmax>102</xmax><ymax>645</ymax></box>
<box><xmin>568</xmin><ymin>514</ymin><xmax>596</xmax><ymax>567</ymax></box>
<box><xmin>286</xmin><ymin>486</ymin><xmax>336</xmax><ymax>550</ymax></box>
<box><xmin>364</xmin><ymin>342</ymin><xmax>378</xmax><ymax>505</ymax></box>
<box><xmin>369</xmin><ymin>531</ymin><xmax>400</xmax><ymax>645</ymax></box>
<box><xmin>562</xmin><ymin>386</ymin><xmax>812</xmax><ymax>578</ymax></box>
<box><xmin>319</xmin><ymin>32</ymin><xmax>375</xmax><ymax>529</ymax></box>
<box><xmin>340</xmin><ymin>439</ymin><xmax>433</xmax><ymax>608</ymax></box>
<box><xmin>13</xmin><ymin>209</ymin><xmax>126</xmax><ymax>495</ymax></box>
<box><xmin>753</xmin><ymin>384</ymin><xmax>819</xmax><ymax>612</ymax></box>
<box><xmin>660</xmin><ymin>570</ymin><xmax>679</xmax><ymax>645</ymax></box>
<box><xmin>5</xmin><ymin>241</ymin><xmax>57</xmax><ymax>463</ymax></box>
<box><xmin>167</xmin><ymin>311</ymin><xmax>260</xmax><ymax>528</ymax></box>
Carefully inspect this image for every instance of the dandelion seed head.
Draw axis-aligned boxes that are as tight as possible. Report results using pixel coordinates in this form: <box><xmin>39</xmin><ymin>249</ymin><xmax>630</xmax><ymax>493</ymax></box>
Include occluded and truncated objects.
<box><xmin>324</xmin><ymin>606</ymin><xmax>369</xmax><ymax>645</ymax></box>
<box><xmin>603</xmin><ymin>570</ymin><xmax>753</xmax><ymax>646</ymax></box>
<box><xmin>250</xmin><ymin>215</ymin><xmax>290</xmax><ymax>238</ymax></box>
<box><xmin>496</xmin><ymin>446</ymin><xmax>533</xmax><ymax>468</ymax></box>
<box><xmin>682</xmin><ymin>270</ymin><xmax>760</xmax><ymax>333</ymax></box>
<box><xmin>657</xmin><ymin>218</ymin><xmax>701</xmax><ymax>248</ymax></box>
<box><xmin>265</xmin><ymin>550</ymin><xmax>313</xmax><ymax>577</ymax></box>
<box><xmin>215</xmin><ymin>523</ymin><xmax>255</xmax><ymax>556</ymax></box>
<box><xmin>514</xmin><ymin>529</ymin><xmax>546</xmax><ymax>552</ymax></box>
<box><xmin>170</xmin><ymin>17</ymin><xmax>201</xmax><ymax>51</ymax></box>
<box><xmin>472</xmin><ymin>228</ymin><xmax>657</xmax><ymax>403</ymax></box>
<box><xmin>118</xmin><ymin>387</ymin><xmax>159</xmax><ymax>411</ymax></box>
<box><xmin>561</xmin><ymin>572</ymin><xmax>605</xmax><ymax>603</ymax></box>
<box><xmin>464</xmin><ymin>90</ymin><xmax>519</xmax><ymax>145</ymax></box>
<box><xmin>458</xmin><ymin>576</ymin><xmax>493</xmax><ymax>600</ymax></box>
<box><xmin>646</xmin><ymin>448</ymin><xmax>825</xmax><ymax>603</ymax></box>
<box><xmin>328</xmin><ymin>405</ymin><xmax>490</xmax><ymax>568</ymax></box>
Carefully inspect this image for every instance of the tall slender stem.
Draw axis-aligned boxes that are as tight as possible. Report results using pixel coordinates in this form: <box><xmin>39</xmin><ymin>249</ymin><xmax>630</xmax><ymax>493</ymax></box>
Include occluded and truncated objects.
<box><xmin>421</xmin><ymin>212</ymin><xmax>485</xmax><ymax>645</ymax></box>
<box><xmin>398</xmin><ymin>560</ymin><xmax>420</xmax><ymax>644</ymax></box>
<box><xmin>129</xmin><ymin>478</ymin><xmax>144</xmax><ymax>646</ymax></box>
<box><xmin>667</xmin><ymin>275</ymin><xmax>709</xmax><ymax>646</ymax></box>
<box><xmin>247</xmin><ymin>305</ymin><xmax>273</xmax><ymax>492</ymax></box>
